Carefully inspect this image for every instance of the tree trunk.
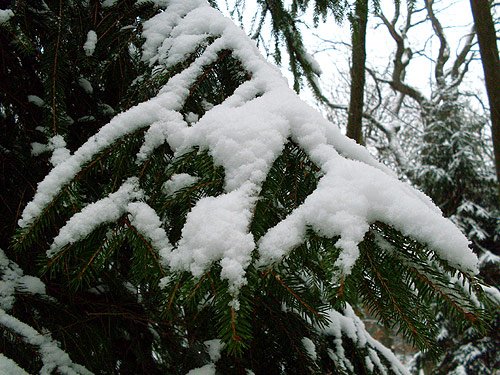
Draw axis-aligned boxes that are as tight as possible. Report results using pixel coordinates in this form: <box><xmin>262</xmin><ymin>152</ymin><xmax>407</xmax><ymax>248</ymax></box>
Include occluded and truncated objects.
<box><xmin>346</xmin><ymin>0</ymin><xmax>369</xmax><ymax>145</ymax></box>
<box><xmin>469</xmin><ymin>0</ymin><xmax>500</xmax><ymax>196</ymax></box>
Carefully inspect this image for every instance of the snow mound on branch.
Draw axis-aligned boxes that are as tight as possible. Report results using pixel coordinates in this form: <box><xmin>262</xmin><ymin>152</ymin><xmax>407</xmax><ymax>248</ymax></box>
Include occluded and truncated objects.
<box><xmin>83</xmin><ymin>30</ymin><xmax>97</xmax><ymax>56</ymax></box>
<box><xmin>168</xmin><ymin>183</ymin><xmax>256</xmax><ymax>299</ymax></box>
<box><xmin>102</xmin><ymin>0</ymin><xmax>118</xmax><ymax>7</ymax></box>
<box><xmin>0</xmin><ymin>354</ymin><xmax>29</xmax><ymax>375</ymax></box>
<box><xmin>47</xmin><ymin>177</ymin><xmax>144</xmax><ymax>258</ymax></box>
<box><xmin>0</xmin><ymin>9</ymin><xmax>14</xmax><ymax>25</ymax></box>
<box><xmin>302</xmin><ymin>337</ymin><xmax>317</xmax><ymax>360</ymax></box>
<box><xmin>0</xmin><ymin>310</ymin><xmax>94</xmax><ymax>375</ymax></box>
<box><xmin>127</xmin><ymin>201</ymin><xmax>172</xmax><ymax>267</ymax></box>
<box><xmin>27</xmin><ymin>95</ymin><xmax>45</xmax><ymax>107</ymax></box>
<box><xmin>186</xmin><ymin>364</ymin><xmax>216</xmax><ymax>375</ymax></box>
<box><xmin>78</xmin><ymin>77</ymin><xmax>93</xmax><ymax>94</ymax></box>
<box><xmin>19</xmin><ymin>0</ymin><xmax>478</xmax><ymax>299</ymax></box>
<box><xmin>163</xmin><ymin>173</ymin><xmax>199</xmax><ymax>195</ymax></box>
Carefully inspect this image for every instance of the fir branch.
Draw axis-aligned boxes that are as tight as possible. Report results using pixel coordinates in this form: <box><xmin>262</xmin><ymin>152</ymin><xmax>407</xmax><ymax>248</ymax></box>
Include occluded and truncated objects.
<box><xmin>363</xmin><ymin>248</ymin><xmax>427</xmax><ymax>346</ymax></box>
<box><xmin>123</xmin><ymin>217</ymin><xmax>167</xmax><ymax>278</ymax></box>
<box><xmin>270</xmin><ymin>270</ymin><xmax>320</xmax><ymax>318</ymax></box>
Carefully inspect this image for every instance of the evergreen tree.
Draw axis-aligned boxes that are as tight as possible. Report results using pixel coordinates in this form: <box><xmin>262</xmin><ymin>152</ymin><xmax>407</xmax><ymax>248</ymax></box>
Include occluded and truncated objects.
<box><xmin>0</xmin><ymin>1</ymin><xmax>497</xmax><ymax>374</ymax></box>
<box><xmin>414</xmin><ymin>95</ymin><xmax>498</xmax><ymax>250</ymax></box>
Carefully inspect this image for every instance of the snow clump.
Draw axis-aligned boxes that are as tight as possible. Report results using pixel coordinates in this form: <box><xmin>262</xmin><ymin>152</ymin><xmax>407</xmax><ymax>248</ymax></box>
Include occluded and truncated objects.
<box><xmin>83</xmin><ymin>30</ymin><xmax>97</xmax><ymax>56</ymax></box>
<box><xmin>0</xmin><ymin>9</ymin><xmax>14</xmax><ymax>24</ymax></box>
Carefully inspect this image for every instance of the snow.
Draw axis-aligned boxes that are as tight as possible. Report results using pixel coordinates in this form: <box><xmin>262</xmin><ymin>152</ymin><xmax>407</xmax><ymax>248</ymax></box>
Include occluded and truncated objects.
<box><xmin>19</xmin><ymin>0</ymin><xmax>478</xmax><ymax>302</ymax></box>
<box><xmin>301</xmin><ymin>337</ymin><xmax>317</xmax><ymax>360</ymax></box>
<box><xmin>0</xmin><ymin>9</ymin><xmax>14</xmax><ymax>24</ymax></box>
<box><xmin>0</xmin><ymin>250</ymin><xmax>90</xmax><ymax>375</ymax></box>
<box><xmin>31</xmin><ymin>142</ymin><xmax>49</xmax><ymax>156</ymax></box>
<box><xmin>186</xmin><ymin>96</ymin><xmax>289</xmax><ymax>191</ymax></box>
<box><xmin>0</xmin><ymin>249</ymin><xmax>46</xmax><ymax>311</ymax></box>
<box><xmin>258</xmin><ymin>156</ymin><xmax>476</xmax><ymax>275</ymax></box>
<box><xmin>185</xmin><ymin>112</ymin><xmax>199</xmax><ymax>124</ymax></box>
<box><xmin>83</xmin><ymin>30</ymin><xmax>97</xmax><ymax>56</ymax></box>
<box><xmin>319</xmin><ymin>304</ymin><xmax>409</xmax><ymax>375</ymax></box>
<box><xmin>28</xmin><ymin>95</ymin><xmax>45</xmax><ymax>107</ymax></box>
<box><xmin>168</xmin><ymin>184</ymin><xmax>256</xmax><ymax>302</ymax></box>
<box><xmin>49</xmin><ymin>135</ymin><xmax>71</xmax><ymax>166</ymax></box>
<box><xmin>0</xmin><ymin>354</ymin><xmax>29</xmax><ymax>375</ymax></box>
<box><xmin>17</xmin><ymin>275</ymin><xmax>46</xmax><ymax>295</ymax></box>
<box><xmin>303</xmin><ymin>50</ymin><xmax>323</xmax><ymax>75</ymax></box>
<box><xmin>437</xmin><ymin>326</ymin><xmax>449</xmax><ymax>341</ymax></box>
<box><xmin>19</xmin><ymin>100</ymin><xmax>167</xmax><ymax>228</ymax></box>
<box><xmin>365</xmin><ymin>355</ymin><xmax>375</xmax><ymax>373</ymax></box>
<box><xmin>481</xmin><ymin>285</ymin><xmax>500</xmax><ymax>305</ymax></box>
<box><xmin>0</xmin><ymin>309</ymin><xmax>93</xmax><ymax>375</ymax></box>
<box><xmin>450</xmin><ymin>365</ymin><xmax>467</xmax><ymax>375</ymax></box>
<box><xmin>136</xmin><ymin>110</ymin><xmax>186</xmax><ymax>163</ymax></box>
<box><xmin>30</xmin><ymin>136</ymin><xmax>70</xmax><ymax>166</ymax></box>
<box><xmin>479</xmin><ymin>249</ymin><xmax>500</xmax><ymax>266</ymax></box>
<box><xmin>368</xmin><ymin>348</ymin><xmax>387</xmax><ymax>375</ymax></box>
<box><xmin>127</xmin><ymin>201</ymin><xmax>172</xmax><ymax>267</ymax></box>
<box><xmin>77</xmin><ymin>115</ymin><xmax>96</xmax><ymax>122</ymax></box>
<box><xmin>141</xmin><ymin>1</ymin><xmax>205</xmax><ymax>65</ymax></box>
<box><xmin>78</xmin><ymin>77</ymin><xmax>93</xmax><ymax>94</ymax></box>
<box><xmin>204</xmin><ymin>339</ymin><xmax>224</xmax><ymax>362</ymax></box>
<box><xmin>47</xmin><ymin>178</ymin><xmax>143</xmax><ymax>258</ymax></box>
<box><xmin>163</xmin><ymin>173</ymin><xmax>199</xmax><ymax>195</ymax></box>
<box><xmin>186</xmin><ymin>364</ymin><xmax>216</xmax><ymax>375</ymax></box>
<box><xmin>101</xmin><ymin>0</ymin><xmax>118</xmax><ymax>7</ymax></box>
<box><xmin>99</xmin><ymin>103</ymin><xmax>115</xmax><ymax>116</ymax></box>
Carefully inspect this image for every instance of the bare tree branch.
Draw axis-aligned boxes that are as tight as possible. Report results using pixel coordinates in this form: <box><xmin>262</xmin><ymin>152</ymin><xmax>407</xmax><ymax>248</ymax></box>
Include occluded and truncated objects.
<box><xmin>425</xmin><ymin>0</ymin><xmax>451</xmax><ymax>86</ymax></box>
<box><xmin>450</xmin><ymin>27</ymin><xmax>475</xmax><ymax>79</ymax></box>
<box><xmin>322</xmin><ymin>99</ymin><xmax>408</xmax><ymax>170</ymax></box>
<box><xmin>377</xmin><ymin>10</ymin><xmax>426</xmax><ymax>104</ymax></box>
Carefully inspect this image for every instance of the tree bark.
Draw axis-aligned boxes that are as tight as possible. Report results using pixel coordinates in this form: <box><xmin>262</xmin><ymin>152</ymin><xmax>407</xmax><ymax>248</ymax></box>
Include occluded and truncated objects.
<box><xmin>346</xmin><ymin>0</ymin><xmax>368</xmax><ymax>145</ymax></box>
<box><xmin>469</xmin><ymin>0</ymin><xmax>500</xmax><ymax>196</ymax></box>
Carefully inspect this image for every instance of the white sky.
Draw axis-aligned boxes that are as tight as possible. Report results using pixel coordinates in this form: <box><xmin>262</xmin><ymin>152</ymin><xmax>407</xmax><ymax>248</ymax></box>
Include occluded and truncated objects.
<box><xmin>309</xmin><ymin>0</ymin><xmax>484</xmax><ymax>98</ymax></box>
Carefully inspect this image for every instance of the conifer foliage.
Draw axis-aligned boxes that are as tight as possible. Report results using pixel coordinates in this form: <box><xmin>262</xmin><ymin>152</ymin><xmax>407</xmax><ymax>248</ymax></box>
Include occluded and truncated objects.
<box><xmin>1</xmin><ymin>0</ymin><xmax>498</xmax><ymax>374</ymax></box>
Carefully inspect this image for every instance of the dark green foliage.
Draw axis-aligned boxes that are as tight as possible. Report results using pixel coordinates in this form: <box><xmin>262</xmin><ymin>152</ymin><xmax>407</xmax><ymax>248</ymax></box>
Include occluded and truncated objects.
<box><xmin>0</xmin><ymin>0</ymin><xmax>155</xmax><ymax>250</ymax></box>
<box><xmin>251</xmin><ymin>141</ymin><xmax>320</xmax><ymax>238</ymax></box>
<box><xmin>251</xmin><ymin>0</ymin><xmax>330</xmax><ymax>94</ymax></box>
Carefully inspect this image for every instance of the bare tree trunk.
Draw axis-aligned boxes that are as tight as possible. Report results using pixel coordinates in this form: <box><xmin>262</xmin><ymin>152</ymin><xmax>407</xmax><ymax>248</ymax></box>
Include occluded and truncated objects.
<box><xmin>346</xmin><ymin>0</ymin><xmax>368</xmax><ymax>145</ymax></box>
<box><xmin>469</xmin><ymin>0</ymin><xmax>500</xmax><ymax>196</ymax></box>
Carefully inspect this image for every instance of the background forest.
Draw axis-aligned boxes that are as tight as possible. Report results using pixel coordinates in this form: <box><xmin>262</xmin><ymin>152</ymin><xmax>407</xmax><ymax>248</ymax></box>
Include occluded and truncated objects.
<box><xmin>0</xmin><ymin>0</ymin><xmax>498</xmax><ymax>374</ymax></box>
